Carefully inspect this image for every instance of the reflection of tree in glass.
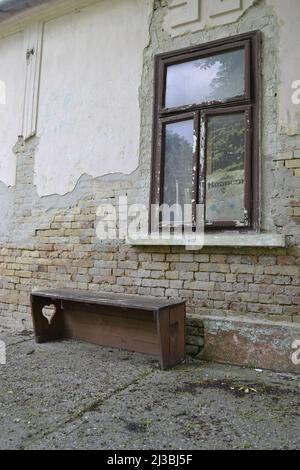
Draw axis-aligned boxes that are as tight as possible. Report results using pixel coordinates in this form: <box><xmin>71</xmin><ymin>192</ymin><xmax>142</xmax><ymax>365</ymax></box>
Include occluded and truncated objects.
<box><xmin>207</xmin><ymin>114</ymin><xmax>244</xmax><ymax>173</ymax></box>
<box><xmin>163</xmin><ymin>130</ymin><xmax>193</xmax><ymax>206</ymax></box>
<box><xmin>194</xmin><ymin>49</ymin><xmax>244</xmax><ymax>100</ymax></box>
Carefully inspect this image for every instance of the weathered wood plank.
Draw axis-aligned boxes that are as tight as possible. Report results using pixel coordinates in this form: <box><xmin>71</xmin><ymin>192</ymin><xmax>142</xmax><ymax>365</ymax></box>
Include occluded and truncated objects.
<box><xmin>31</xmin><ymin>288</ymin><xmax>185</xmax><ymax>311</ymax></box>
<box><xmin>30</xmin><ymin>288</ymin><xmax>186</xmax><ymax>369</ymax></box>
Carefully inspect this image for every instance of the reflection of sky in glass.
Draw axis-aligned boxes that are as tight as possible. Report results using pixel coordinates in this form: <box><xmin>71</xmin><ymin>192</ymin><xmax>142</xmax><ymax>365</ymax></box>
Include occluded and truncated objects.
<box><xmin>165</xmin><ymin>49</ymin><xmax>244</xmax><ymax>108</ymax></box>
<box><xmin>166</xmin><ymin>119</ymin><xmax>193</xmax><ymax>144</ymax></box>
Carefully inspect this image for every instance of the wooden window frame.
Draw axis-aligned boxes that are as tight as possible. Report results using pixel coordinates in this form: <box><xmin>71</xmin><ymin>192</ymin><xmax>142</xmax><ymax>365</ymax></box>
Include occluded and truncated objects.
<box><xmin>150</xmin><ymin>31</ymin><xmax>261</xmax><ymax>232</ymax></box>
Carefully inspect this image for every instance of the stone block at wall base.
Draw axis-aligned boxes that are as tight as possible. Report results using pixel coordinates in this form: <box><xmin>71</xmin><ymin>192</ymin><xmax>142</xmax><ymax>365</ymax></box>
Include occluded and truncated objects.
<box><xmin>185</xmin><ymin>317</ymin><xmax>204</xmax><ymax>356</ymax></box>
<box><xmin>199</xmin><ymin>316</ymin><xmax>300</xmax><ymax>374</ymax></box>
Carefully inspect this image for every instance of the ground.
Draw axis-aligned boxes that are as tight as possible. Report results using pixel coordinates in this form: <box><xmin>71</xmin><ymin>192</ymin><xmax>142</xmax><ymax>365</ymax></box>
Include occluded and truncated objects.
<box><xmin>0</xmin><ymin>329</ymin><xmax>299</xmax><ymax>450</ymax></box>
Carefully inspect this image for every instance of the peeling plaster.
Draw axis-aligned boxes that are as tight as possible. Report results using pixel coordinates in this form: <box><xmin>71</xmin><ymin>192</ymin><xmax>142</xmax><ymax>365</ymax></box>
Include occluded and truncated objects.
<box><xmin>265</xmin><ymin>0</ymin><xmax>300</xmax><ymax>135</ymax></box>
<box><xmin>34</xmin><ymin>0</ymin><xmax>153</xmax><ymax>197</ymax></box>
<box><xmin>0</xmin><ymin>30</ymin><xmax>25</xmax><ymax>187</ymax></box>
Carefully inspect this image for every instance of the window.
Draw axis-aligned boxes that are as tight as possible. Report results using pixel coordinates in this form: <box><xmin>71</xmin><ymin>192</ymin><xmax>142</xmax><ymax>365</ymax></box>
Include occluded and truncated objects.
<box><xmin>150</xmin><ymin>31</ymin><xmax>260</xmax><ymax>231</ymax></box>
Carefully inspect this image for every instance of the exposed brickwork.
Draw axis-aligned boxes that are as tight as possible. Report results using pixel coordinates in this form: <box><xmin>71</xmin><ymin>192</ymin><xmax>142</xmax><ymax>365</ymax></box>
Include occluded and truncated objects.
<box><xmin>185</xmin><ymin>318</ymin><xmax>204</xmax><ymax>356</ymax></box>
<box><xmin>1</xmin><ymin>142</ymin><xmax>299</xmax><ymax>351</ymax></box>
<box><xmin>274</xmin><ymin>148</ymin><xmax>300</xmax><ymax>236</ymax></box>
<box><xmin>0</xmin><ymin>195</ymin><xmax>299</xmax><ymax>337</ymax></box>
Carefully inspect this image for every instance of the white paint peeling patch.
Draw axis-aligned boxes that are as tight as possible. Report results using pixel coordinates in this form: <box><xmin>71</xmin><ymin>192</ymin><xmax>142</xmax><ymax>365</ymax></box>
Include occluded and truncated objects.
<box><xmin>35</xmin><ymin>0</ymin><xmax>153</xmax><ymax>197</ymax></box>
<box><xmin>0</xmin><ymin>31</ymin><xmax>25</xmax><ymax>187</ymax></box>
<box><xmin>266</xmin><ymin>0</ymin><xmax>300</xmax><ymax>135</ymax></box>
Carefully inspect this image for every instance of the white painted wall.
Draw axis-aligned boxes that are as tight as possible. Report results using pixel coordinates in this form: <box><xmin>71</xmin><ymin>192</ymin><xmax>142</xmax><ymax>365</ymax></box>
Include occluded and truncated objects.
<box><xmin>0</xmin><ymin>0</ymin><xmax>299</xmax><ymax>193</ymax></box>
<box><xmin>0</xmin><ymin>31</ymin><xmax>25</xmax><ymax>187</ymax></box>
<box><xmin>35</xmin><ymin>0</ymin><xmax>152</xmax><ymax>196</ymax></box>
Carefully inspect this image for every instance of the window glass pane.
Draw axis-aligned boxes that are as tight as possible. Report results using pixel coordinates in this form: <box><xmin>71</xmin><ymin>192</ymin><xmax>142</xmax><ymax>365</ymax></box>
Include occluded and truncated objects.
<box><xmin>165</xmin><ymin>49</ymin><xmax>245</xmax><ymax>108</ymax></box>
<box><xmin>163</xmin><ymin>119</ymin><xmax>194</xmax><ymax>222</ymax></box>
<box><xmin>205</xmin><ymin>113</ymin><xmax>245</xmax><ymax>223</ymax></box>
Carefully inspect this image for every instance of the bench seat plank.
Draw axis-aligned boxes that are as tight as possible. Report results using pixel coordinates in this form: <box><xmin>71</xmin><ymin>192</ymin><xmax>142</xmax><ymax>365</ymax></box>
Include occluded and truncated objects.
<box><xmin>32</xmin><ymin>288</ymin><xmax>185</xmax><ymax>312</ymax></box>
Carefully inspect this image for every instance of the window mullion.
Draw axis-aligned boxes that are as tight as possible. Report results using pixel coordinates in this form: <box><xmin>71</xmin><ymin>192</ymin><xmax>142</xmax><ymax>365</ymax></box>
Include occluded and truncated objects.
<box><xmin>243</xmin><ymin>106</ymin><xmax>253</xmax><ymax>227</ymax></box>
<box><xmin>191</xmin><ymin>112</ymin><xmax>200</xmax><ymax>226</ymax></box>
<box><xmin>198</xmin><ymin>111</ymin><xmax>206</xmax><ymax>207</ymax></box>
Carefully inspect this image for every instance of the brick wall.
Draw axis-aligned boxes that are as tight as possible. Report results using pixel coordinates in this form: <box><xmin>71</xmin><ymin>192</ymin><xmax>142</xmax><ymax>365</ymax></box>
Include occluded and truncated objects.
<box><xmin>274</xmin><ymin>148</ymin><xmax>300</xmax><ymax>239</ymax></box>
<box><xmin>0</xmin><ymin>195</ymin><xmax>299</xmax><ymax>350</ymax></box>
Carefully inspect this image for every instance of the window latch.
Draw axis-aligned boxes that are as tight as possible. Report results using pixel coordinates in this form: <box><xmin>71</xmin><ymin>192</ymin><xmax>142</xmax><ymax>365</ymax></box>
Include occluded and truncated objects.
<box><xmin>26</xmin><ymin>48</ymin><xmax>35</xmax><ymax>61</ymax></box>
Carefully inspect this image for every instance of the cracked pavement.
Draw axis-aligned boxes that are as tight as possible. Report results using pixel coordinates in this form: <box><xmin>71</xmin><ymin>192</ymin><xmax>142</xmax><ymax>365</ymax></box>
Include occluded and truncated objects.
<box><xmin>0</xmin><ymin>329</ymin><xmax>299</xmax><ymax>450</ymax></box>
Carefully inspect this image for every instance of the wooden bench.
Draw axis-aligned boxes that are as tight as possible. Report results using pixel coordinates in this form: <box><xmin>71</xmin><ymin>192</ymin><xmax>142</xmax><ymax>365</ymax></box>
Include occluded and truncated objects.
<box><xmin>30</xmin><ymin>288</ymin><xmax>186</xmax><ymax>370</ymax></box>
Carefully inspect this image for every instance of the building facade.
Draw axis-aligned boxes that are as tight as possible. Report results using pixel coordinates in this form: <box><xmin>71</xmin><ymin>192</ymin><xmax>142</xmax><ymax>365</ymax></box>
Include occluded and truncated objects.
<box><xmin>0</xmin><ymin>0</ymin><xmax>299</xmax><ymax>371</ymax></box>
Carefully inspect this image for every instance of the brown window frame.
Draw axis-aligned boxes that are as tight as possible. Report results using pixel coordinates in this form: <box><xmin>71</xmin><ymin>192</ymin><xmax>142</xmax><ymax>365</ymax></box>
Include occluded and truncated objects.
<box><xmin>150</xmin><ymin>31</ymin><xmax>261</xmax><ymax>232</ymax></box>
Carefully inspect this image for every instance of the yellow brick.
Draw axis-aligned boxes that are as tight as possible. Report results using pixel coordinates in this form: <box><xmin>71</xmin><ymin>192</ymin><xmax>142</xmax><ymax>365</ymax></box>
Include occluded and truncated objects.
<box><xmin>285</xmin><ymin>159</ymin><xmax>300</xmax><ymax>169</ymax></box>
<box><xmin>0</xmin><ymin>269</ymin><xmax>15</xmax><ymax>276</ymax></box>
<box><xmin>295</xmin><ymin>169</ymin><xmax>300</xmax><ymax>177</ymax></box>
<box><xmin>36</xmin><ymin>230</ymin><xmax>62</xmax><ymax>237</ymax></box>
<box><xmin>64</xmin><ymin>229</ymin><xmax>82</xmax><ymax>236</ymax></box>
<box><xmin>23</xmin><ymin>250</ymin><xmax>39</xmax><ymax>258</ymax></box>
<box><xmin>19</xmin><ymin>271</ymin><xmax>32</xmax><ymax>278</ymax></box>
<box><xmin>294</xmin><ymin>207</ymin><xmax>300</xmax><ymax>216</ymax></box>
<box><xmin>293</xmin><ymin>150</ymin><xmax>300</xmax><ymax>159</ymax></box>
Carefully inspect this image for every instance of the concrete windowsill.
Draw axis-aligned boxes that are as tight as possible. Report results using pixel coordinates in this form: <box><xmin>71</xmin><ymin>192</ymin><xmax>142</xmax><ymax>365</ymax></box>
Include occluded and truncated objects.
<box><xmin>126</xmin><ymin>233</ymin><xmax>286</xmax><ymax>249</ymax></box>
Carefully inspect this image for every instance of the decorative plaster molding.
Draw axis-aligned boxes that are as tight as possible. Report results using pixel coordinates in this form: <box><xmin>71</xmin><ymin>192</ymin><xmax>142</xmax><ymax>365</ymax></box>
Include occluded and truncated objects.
<box><xmin>163</xmin><ymin>0</ymin><xmax>255</xmax><ymax>37</ymax></box>
<box><xmin>21</xmin><ymin>22</ymin><xmax>43</xmax><ymax>140</ymax></box>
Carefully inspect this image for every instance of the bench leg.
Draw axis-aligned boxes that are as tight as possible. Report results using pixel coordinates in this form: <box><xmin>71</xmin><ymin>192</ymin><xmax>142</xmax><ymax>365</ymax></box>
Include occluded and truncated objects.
<box><xmin>30</xmin><ymin>295</ymin><xmax>64</xmax><ymax>343</ymax></box>
<box><xmin>157</xmin><ymin>305</ymin><xmax>186</xmax><ymax>370</ymax></box>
